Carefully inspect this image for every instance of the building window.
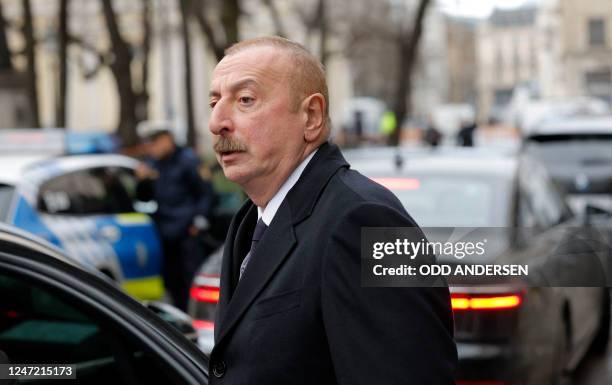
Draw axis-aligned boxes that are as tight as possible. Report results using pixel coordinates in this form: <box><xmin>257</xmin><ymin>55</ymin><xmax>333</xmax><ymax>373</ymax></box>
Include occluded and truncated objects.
<box><xmin>494</xmin><ymin>88</ymin><xmax>513</xmax><ymax>106</ymax></box>
<box><xmin>588</xmin><ymin>18</ymin><xmax>606</xmax><ymax>47</ymax></box>
<box><xmin>585</xmin><ymin>69</ymin><xmax>612</xmax><ymax>104</ymax></box>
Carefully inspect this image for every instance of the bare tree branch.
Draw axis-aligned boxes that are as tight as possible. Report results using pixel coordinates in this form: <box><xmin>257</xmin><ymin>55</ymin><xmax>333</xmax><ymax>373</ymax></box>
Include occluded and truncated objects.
<box><xmin>315</xmin><ymin>0</ymin><xmax>327</xmax><ymax>66</ymax></box>
<box><xmin>192</xmin><ymin>0</ymin><xmax>224</xmax><ymax>61</ymax></box>
<box><xmin>262</xmin><ymin>0</ymin><xmax>285</xmax><ymax>37</ymax></box>
<box><xmin>70</xmin><ymin>36</ymin><xmax>111</xmax><ymax>80</ymax></box>
<box><xmin>180</xmin><ymin>0</ymin><xmax>196</xmax><ymax>147</ymax></box>
<box><xmin>56</xmin><ymin>0</ymin><xmax>69</xmax><ymax>127</ymax></box>
<box><xmin>22</xmin><ymin>0</ymin><xmax>40</xmax><ymax>127</ymax></box>
<box><xmin>138</xmin><ymin>0</ymin><xmax>151</xmax><ymax>120</ymax></box>
<box><xmin>2</xmin><ymin>17</ymin><xmax>22</xmax><ymax>32</ymax></box>
<box><xmin>0</xmin><ymin>1</ymin><xmax>13</xmax><ymax>71</ymax></box>
<box><xmin>220</xmin><ymin>0</ymin><xmax>240</xmax><ymax>47</ymax></box>
<box><xmin>68</xmin><ymin>35</ymin><xmax>108</xmax><ymax>62</ymax></box>
<box><xmin>390</xmin><ymin>0</ymin><xmax>430</xmax><ymax>146</ymax></box>
<box><xmin>100</xmin><ymin>0</ymin><xmax>140</xmax><ymax>146</ymax></box>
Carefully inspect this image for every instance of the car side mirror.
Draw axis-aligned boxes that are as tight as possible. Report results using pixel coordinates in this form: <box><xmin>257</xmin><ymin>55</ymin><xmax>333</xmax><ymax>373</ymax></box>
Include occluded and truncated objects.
<box><xmin>144</xmin><ymin>301</ymin><xmax>198</xmax><ymax>343</ymax></box>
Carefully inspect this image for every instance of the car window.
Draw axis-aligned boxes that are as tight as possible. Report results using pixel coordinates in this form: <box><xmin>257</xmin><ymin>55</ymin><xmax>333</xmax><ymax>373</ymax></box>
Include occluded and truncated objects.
<box><xmin>0</xmin><ymin>184</ymin><xmax>15</xmax><ymax>223</ymax></box>
<box><xmin>373</xmin><ymin>175</ymin><xmax>510</xmax><ymax>227</ymax></box>
<box><xmin>0</xmin><ymin>271</ymin><xmax>184</xmax><ymax>385</ymax></box>
<box><xmin>524</xmin><ymin>135</ymin><xmax>612</xmax><ymax>194</ymax></box>
<box><xmin>38</xmin><ymin>168</ymin><xmax>135</xmax><ymax>215</ymax></box>
<box><xmin>519</xmin><ymin>161</ymin><xmax>569</xmax><ymax>228</ymax></box>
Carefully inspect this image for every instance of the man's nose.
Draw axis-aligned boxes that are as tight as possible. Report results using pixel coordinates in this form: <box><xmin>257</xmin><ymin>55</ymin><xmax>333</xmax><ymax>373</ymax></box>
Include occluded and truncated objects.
<box><xmin>209</xmin><ymin>100</ymin><xmax>233</xmax><ymax>135</ymax></box>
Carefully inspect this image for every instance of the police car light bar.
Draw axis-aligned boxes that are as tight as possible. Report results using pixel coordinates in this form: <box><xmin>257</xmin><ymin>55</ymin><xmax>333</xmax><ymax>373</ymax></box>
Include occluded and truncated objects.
<box><xmin>0</xmin><ymin>129</ymin><xmax>66</xmax><ymax>155</ymax></box>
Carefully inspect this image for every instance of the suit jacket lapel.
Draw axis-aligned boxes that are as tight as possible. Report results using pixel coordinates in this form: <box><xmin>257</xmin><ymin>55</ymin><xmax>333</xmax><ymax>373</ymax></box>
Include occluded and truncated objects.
<box><xmin>231</xmin><ymin>205</ymin><xmax>257</xmax><ymax>290</ymax></box>
<box><xmin>215</xmin><ymin>201</ymin><xmax>296</xmax><ymax>345</ymax></box>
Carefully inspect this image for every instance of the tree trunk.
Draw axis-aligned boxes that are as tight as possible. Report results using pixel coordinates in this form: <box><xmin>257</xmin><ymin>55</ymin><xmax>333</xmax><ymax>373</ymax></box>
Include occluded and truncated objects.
<box><xmin>192</xmin><ymin>1</ymin><xmax>224</xmax><ymax>62</ymax></box>
<box><xmin>221</xmin><ymin>0</ymin><xmax>240</xmax><ymax>48</ymax></box>
<box><xmin>390</xmin><ymin>0</ymin><xmax>430</xmax><ymax>146</ymax></box>
<box><xmin>192</xmin><ymin>0</ymin><xmax>241</xmax><ymax>62</ymax></box>
<box><xmin>56</xmin><ymin>0</ymin><xmax>69</xmax><ymax>128</ymax></box>
<box><xmin>180</xmin><ymin>0</ymin><xmax>196</xmax><ymax>148</ymax></box>
<box><xmin>262</xmin><ymin>0</ymin><xmax>285</xmax><ymax>38</ymax></box>
<box><xmin>22</xmin><ymin>0</ymin><xmax>40</xmax><ymax>127</ymax></box>
<box><xmin>0</xmin><ymin>1</ymin><xmax>12</xmax><ymax>71</ymax></box>
<box><xmin>316</xmin><ymin>0</ymin><xmax>328</xmax><ymax>67</ymax></box>
<box><xmin>101</xmin><ymin>0</ymin><xmax>139</xmax><ymax>146</ymax></box>
<box><xmin>137</xmin><ymin>0</ymin><xmax>150</xmax><ymax>122</ymax></box>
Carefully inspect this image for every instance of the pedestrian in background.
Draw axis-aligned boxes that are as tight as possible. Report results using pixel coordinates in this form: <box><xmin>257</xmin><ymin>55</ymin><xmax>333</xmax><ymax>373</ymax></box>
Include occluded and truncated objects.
<box><xmin>379</xmin><ymin>109</ymin><xmax>397</xmax><ymax>145</ymax></box>
<box><xmin>457</xmin><ymin>119</ymin><xmax>477</xmax><ymax>147</ymax></box>
<box><xmin>136</xmin><ymin>128</ymin><xmax>215</xmax><ymax>311</ymax></box>
<box><xmin>423</xmin><ymin>121</ymin><xmax>443</xmax><ymax>148</ymax></box>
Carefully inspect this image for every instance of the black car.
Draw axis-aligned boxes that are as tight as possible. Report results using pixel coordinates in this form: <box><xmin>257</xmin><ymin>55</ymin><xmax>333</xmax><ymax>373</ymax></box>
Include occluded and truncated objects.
<box><xmin>0</xmin><ymin>224</ymin><xmax>209</xmax><ymax>385</ymax></box>
<box><xmin>349</xmin><ymin>148</ymin><xmax>610</xmax><ymax>385</ymax></box>
<box><xmin>523</xmin><ymin>115</ymin><xmax>612</xmax><ymax>216</ymax></box>
<box><xmin>190</xmin><ymin>147</ymin><xmax>610</xmax><ymax>384</ymax></box>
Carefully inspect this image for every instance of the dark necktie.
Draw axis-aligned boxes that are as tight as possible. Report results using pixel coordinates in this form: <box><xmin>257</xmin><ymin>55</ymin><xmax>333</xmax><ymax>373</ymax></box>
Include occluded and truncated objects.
<box><xmin>239</xmin><ymin>218</ymin><xmax>268</xmax><ymax>280</ymax></box>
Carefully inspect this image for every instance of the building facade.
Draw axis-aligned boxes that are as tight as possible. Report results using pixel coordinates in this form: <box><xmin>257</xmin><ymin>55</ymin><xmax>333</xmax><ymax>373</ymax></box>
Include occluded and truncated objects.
<box><xmin>476</xmin><ymin>5</ymin><xmax>539</xmax><ymax>122</ymax></box>
<box><xmin>444</xmin><ymin>15</ymin><xmax>477</xmax><ymax>107</ymax></box>
<box><xmin>1</xmin><ymin>0</ymin><xmax>353</xmax><ymax>150</ymax></box>
<box><xmin>546</xmin><ymin>0</ymin><xmax>612</xmax><ymax>104</ymax></box>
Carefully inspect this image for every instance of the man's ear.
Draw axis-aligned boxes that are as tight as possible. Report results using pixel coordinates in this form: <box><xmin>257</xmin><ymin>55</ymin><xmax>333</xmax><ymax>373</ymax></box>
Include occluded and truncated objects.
<box><xmin>302</xmin><ymin>93</ymin><xmax>326</xmax><ymax>143</ymax></box>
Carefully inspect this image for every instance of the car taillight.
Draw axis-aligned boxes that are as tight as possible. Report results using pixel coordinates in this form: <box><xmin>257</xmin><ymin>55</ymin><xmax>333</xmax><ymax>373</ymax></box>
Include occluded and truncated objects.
<box><xmin>190</xmin><ymin>286</ymin><xmax>220</xmax><ymax>303</ymax></box>
<box><xmin>4</xmin><ymin>310</ymin><xmax>18</xmax><ymax>318</ymax></box>
<box><xmin>451</xmin><ymin>294</ymin><xmax>522</xmax><ymax>311</ymax></box>
<box><xmin>193</xmin><ymin>320</ymin><xmax>215</xmax><ymax>331</ymax></box>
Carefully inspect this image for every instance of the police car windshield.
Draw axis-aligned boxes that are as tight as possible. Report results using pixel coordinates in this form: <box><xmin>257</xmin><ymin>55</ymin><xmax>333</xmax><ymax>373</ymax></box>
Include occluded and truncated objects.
<box><xmin>0</xmin><ymin>185</ymin><xmax>15</xmax><ymax>223</ymax></box>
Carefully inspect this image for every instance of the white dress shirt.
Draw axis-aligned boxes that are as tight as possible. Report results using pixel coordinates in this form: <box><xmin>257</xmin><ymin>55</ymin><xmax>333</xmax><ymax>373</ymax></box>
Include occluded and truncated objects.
<box><xmin>257</xmin><ymin>149</ymin><xmax>318</xmax><ymax>226</ymax></box>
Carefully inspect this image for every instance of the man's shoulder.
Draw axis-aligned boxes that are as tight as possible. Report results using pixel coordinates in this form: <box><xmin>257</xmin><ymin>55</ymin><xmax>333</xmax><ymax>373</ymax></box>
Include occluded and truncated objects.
<box><xmin>311</xmin><ymin>167</ymin><xmax>423</xmax><ymax>248</ymax></box>
<box><xmin>320</xmin><ymin>166</ymin><xmax>412</xmax><ymax>224</ymax></box>
<box><xmin>333</xmin><ymin>167</ymin><xmax>402</xmax><ymax>207</ymax></box>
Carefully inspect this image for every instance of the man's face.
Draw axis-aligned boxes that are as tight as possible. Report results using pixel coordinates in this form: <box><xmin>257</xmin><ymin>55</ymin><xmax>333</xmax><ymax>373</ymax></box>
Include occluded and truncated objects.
<box><xmin>208</xmin><ymin>47</ymin><xmax>306</xmax><ymax>189</ymax></box>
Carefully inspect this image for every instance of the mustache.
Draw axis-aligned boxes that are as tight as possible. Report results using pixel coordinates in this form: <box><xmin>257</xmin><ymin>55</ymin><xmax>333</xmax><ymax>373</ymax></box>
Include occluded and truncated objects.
<box><xmin>214</xmin><ymin>137</ymin><xmax>247</xmax><ymax>153</ymax></box>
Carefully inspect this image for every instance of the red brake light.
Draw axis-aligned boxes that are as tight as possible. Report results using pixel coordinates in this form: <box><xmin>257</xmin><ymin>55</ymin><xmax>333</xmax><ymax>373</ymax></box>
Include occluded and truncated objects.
<box><xmin>451</xmin><ymin>294</ymin><xmax>521</xmax><ymax>311</ymax></box>
<box><xmin>371</xmin><ymin>177</ymin><xmax>420</xmax><ymax>190</ymax></box>
<box><xmin>190</xmin><ymin>286</ymin><xmax>220</xmax><ymax>303</ymax></box>
<box><xmin>4</xmin><ymin>310</ymin><xmax>18</xmax><ymax>318</ymax></box>
<box><xmin>193</xmin><ymin>320</ymin><xmax>215</xmax><ymax>331</ymax></box>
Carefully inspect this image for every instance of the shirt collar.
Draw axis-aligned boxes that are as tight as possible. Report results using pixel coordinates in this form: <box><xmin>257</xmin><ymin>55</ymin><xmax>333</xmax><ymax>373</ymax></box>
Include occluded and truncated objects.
<box><xmin>257</xmin><ymin>149</ymin><xmax>318</xmax><ymax>226</ymax></box>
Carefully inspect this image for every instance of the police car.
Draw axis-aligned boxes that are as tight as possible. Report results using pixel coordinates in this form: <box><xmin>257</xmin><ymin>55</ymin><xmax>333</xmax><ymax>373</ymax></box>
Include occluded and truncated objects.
<box><xmin>0</xmin><ymin>129</ymin><xmax>163</xmax><ymax>300</ymax></box>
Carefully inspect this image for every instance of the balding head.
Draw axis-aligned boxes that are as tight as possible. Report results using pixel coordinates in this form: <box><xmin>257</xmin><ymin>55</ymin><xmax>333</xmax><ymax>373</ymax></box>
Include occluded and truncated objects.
<box><xmin>209</xmin><ymin>36</ymin><xmax>330</xmax><ymax>207</ymax></box>
<box><xmin>224</xmin><ymin>36</ymin><xmax>330</xmax><ymax>131</ymax></box>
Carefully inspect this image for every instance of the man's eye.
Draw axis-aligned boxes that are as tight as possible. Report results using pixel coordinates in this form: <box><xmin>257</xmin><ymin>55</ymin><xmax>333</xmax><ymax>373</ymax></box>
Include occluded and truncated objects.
<box><xmin>209</xmin><ymin>101</ymin><xmax>217</xmax><ymax>109</ymax></box>
<box><xmin>239</xmin><ymin>96</ymin><xmax>254</xmax><ymax>105</ymax></box>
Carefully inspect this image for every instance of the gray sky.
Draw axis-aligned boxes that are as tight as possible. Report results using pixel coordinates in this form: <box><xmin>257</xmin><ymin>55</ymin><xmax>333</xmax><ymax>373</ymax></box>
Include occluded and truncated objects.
<box><xmin>438</xmin><ymin>0</ymin><xmax>539</xmax><ymax>18</ymax></box>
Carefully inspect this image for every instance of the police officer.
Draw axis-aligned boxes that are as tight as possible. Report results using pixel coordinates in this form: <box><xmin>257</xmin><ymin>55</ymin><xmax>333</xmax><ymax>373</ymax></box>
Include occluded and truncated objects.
<box><xmin>136</xmin><ymin>128</ymin><xmax>214</xmax><ymax>311</ymax></box>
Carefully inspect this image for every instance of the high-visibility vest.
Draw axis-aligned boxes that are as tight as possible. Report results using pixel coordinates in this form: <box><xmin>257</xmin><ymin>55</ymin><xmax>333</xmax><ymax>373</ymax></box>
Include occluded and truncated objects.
<box><xmin>380</xmin><ymin>110</ymin><xmax>397</xmax><ymax>135</ymax></box>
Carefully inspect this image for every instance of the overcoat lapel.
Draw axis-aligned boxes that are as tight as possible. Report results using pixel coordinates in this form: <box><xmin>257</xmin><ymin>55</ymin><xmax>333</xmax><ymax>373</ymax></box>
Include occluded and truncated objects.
<box><xmin>215</xmin><ymin>201</ymin><xmax>296</xmax><ymax>345</ymax></box>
